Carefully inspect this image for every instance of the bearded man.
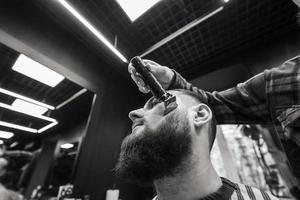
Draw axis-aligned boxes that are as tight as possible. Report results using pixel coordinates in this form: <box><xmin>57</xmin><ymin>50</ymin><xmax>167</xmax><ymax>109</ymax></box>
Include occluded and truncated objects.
<box><xmin>115</xmin><ymin>90</ymin><xmax>277</xmax><ymax>200</ymax></box>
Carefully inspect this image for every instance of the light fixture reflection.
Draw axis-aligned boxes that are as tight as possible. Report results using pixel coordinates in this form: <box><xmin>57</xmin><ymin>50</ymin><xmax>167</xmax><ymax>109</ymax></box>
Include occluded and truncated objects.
<box><xmin>12</xmin><ymin>54</ymin><xmax>65</xmax><ymax>87</ymax></box>
<box><xmin>61</xmin><ymin>143</ymin><xmax>74</xmax><ymax>149</ymax></box>
<box><xmin>12</xmin><ymin>99</ymin><xmax>48</xmax><ymax>116</ymax></box>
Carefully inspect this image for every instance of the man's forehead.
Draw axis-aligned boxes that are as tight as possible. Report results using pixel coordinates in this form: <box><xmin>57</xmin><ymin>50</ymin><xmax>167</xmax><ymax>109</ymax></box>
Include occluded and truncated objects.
<box><xmin>144</xmin><ymin>90</ymin><xmax>199</xmax><ymax>109</ymax></box>
<box><xmin>145</xmin><ymin>91</ymin><xmax>181</xmax><ymax>104</ymax></box>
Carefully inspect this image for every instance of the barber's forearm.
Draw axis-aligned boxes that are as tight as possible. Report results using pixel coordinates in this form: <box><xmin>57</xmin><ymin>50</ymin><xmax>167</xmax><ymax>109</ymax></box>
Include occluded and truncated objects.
<box><xmin>167</xmin><ymin>69</ymin><xmax>270</xmax><ymax>124</ymax></box>
<box><xmin>167</xmin><ymin>70</ymin><xmax>209</xmax><ymax>102</ymax></box>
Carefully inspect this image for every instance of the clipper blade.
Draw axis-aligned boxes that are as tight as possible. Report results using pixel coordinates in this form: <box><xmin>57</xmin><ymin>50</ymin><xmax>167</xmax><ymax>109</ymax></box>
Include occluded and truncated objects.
<box><xmin>163</xmin><ymin>94</ymin><xmax>178</xmax><ymax>115</ymax></box>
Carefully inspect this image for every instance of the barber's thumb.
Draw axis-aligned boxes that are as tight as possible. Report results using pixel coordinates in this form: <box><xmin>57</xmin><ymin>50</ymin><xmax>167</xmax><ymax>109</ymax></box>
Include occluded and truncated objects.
<box><xmin>139</xmin><ymin>85</ymin><xmax>150</xmax><ymax>93</ymax></box>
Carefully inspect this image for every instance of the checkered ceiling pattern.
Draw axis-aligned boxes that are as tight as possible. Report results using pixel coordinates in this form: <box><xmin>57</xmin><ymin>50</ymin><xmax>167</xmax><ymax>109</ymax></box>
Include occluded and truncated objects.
<box><xmin>0</xmin><ymin>43</ymin><xmax>84</xmax><ymax>131</ymax></box>
<box><xmin>0</xmin><ymin>43</ymin><xmax>83</xmax><ymax>106</ymax></box>
<box><xmin>67</xmin><ymin>0</ymin><xmax>299</xmax><ymax>78</ymax></box>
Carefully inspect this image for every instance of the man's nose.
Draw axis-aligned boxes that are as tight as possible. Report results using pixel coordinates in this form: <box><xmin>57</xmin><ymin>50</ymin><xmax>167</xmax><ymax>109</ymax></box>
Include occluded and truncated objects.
<box><xmin>128</xmin><ymin>108</ymin><xmax>145</xmax><ymax>122</ymax></box>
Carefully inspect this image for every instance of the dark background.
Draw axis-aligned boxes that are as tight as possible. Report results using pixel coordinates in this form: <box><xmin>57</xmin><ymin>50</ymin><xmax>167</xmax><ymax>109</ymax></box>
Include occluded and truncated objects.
<box><xmin>0</xmin><ymin>0</ymin><xmax>299</xmax><ymax>199</ymax></box>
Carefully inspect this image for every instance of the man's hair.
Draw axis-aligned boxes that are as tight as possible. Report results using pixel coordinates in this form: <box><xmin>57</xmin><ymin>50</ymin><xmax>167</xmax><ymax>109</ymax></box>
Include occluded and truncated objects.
<box><xmin>173</xmin><ymin>89</ymin><xmax>217</xmax><ymax>150</ymax></box>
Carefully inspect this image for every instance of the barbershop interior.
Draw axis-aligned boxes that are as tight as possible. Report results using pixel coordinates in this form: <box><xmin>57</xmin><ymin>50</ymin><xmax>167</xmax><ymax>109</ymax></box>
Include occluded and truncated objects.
<box><xmin>0</xmin><ymin>0</ymin><xmax>300</xmax><ymax>200</ymax></box>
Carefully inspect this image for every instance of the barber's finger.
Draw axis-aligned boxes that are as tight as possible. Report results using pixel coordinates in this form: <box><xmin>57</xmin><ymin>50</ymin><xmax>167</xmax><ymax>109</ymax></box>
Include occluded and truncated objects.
<box><xmin>132</xmin><ymin>75</ymin><xmax>149</xmax><ymax>93</ymax></box>
<box><xmin>143</xmin><ymin>59</ymin><xmax>160</xmax><ymax>66</ymax></box>
<box><xmin>130</xmin><ymin>59</ymin><xmax>159</xmax><ymax>76</ymax></box>
<box><xmin>143</xmin><ymin>85</ymin><xmax>150</xmax><ymax>93</ymax></box>
<box><xmin>130</xmin><ymin>74</ymin><xmax>139</xmax><ymax>85</ymax></box>
<box><xmin>143</xmin><ymin>59</ymin><xmax>164</xmax><ymax>74</ymax></box>
<box><xmin>143</xmin><ymin>60</ymin><xmax>158</xmax><ymax>72</ymax></box>
<box><xmin>138</xmin><ymin>85</ymin><xmax>150</xmax><ymax>93</ymax></box>
<box><xmin>131</xmin><ymin>74</ymin><xmax>146</xmax><ymax>89</ymax></box>
<box><xmin>130</xmin><ymin>71</ymin><xmax>140</xmax><ymax>83</ymax></box>
<box><xmin>128</xmin><ymin>63</ymin><xmax>136</xmax><ymax>74</ymax></box>
<box><xmin>135</xmin><ymin>76</ymin><xmax>147</xmax><ymax>88</ymax></box>
<box><xmin>130</xmin><ymin>66</ymin><xmax>143</xmax><ymax>80</ymax></box>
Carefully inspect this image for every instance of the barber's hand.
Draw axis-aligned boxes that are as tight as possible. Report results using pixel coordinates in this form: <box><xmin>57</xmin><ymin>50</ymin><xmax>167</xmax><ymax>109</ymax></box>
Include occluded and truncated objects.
<box><xmin>128</xmin><ymin>59</ymin><xmax>174</xmax><ymax>93</ymax></box>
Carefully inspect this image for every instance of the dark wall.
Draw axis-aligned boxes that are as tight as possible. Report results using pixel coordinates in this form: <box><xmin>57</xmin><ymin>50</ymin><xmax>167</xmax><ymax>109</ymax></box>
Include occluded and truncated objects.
<box><xmin>191</xmin><ymin>64</ymin><xmax>250</xmax><ymax>92</ymax></box>
<box><xmin>243</xmin><ymin>31</ymin><xmax>300</xmax><ymax>75</ymax></box>
<box><xmin>25</xmin><ymin>141</ymin><xmax>56</xmax><ymax>197</ymax></box>
<box><xmin>0</xmin><ymin>1</ymin><xmax>145</xmax><ymax>200</ymax></box>
<box><xmin>73</xmin><ymin>91</ymin><xmax>147</xmax><ymax>200</ymax></box>
<box><xmin>191</xmin><ymin>30</ymin><xmax>300</xmax><ymax>92</ymax></box>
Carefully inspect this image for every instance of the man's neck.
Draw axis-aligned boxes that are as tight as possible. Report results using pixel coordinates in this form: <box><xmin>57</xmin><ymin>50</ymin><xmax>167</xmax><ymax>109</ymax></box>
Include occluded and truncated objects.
<box><xmin>153</xmin><ymin>160</ymin><xmax>222</xmax><ymax>200</ymax></box>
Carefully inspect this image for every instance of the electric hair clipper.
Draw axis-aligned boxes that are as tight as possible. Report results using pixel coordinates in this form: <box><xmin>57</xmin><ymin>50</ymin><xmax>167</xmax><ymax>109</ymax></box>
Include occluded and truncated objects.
<box><xmin>130</xmin><ymin>56</ymin><xmax>178</xmax><ymax>115</ymax></box>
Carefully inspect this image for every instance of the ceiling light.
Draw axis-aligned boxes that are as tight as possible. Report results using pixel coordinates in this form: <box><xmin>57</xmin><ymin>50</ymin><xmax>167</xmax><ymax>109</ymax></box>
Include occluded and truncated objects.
<box><xmin>38</xmin><ymin>121</ymin><xmax>58</xmax><ymax>133</ymax></box>
<box><xmin>115</xmin><ymin>0</ymin><xmax>161</xmax><ymax>21</ymax></box>
<box><xmin>12</xmin><ymin>54</ymin><xmax>65</xmax><ymax>87</ymax></box>
<box><xmin>57</xmin><ymin>0</ymin><xmax>128</xmax><ymax>63</ymax></box>
<box><xmin>60</xmin><ymin>143</ymin><xmax>74</xmax><ymax>149</ymax></box>
<box><xmin>56</xmin><ymin>88</ymin><xmax>87</xmax><ymax>109</ymax></box>
<box><xmin>223</xmin><ymin>0</ymin><xmax>230</xmax><ymax>2</ymax></box>
<box><xmin>0</xmin><ymin>102</ymin><xmax>55</xmax><ymax>122</ymax></box>
<box><xmin>0</xmin><ymin>121</ymin><xmax>37</xmax><ymax>133</ymax></box>
<box><xmin>0</xmin><ymin>140</ymin><xmax>3</xmax><ymax>145</ymax></box>
<box><xmin>0</xmin><ymin>120</ymin><xmax>57</xmax><ymax>134</ymax></box>
<box><xmin>0</xmin><ymin>131</ymin><xmax>14</xmax><ymax>139</ymax></box>
<box><xmin>0</xmin><ymin>88</ymin><xmax>54</xmax><ymax>110</ymax></box>
<box><xmin>12</xmin><ymin>99</ymin><xmax>48</xmax><ymax>116</ymax></box>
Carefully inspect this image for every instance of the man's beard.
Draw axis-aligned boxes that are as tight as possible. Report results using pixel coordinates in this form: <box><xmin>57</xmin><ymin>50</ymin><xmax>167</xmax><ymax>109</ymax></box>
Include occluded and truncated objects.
<box><xmin>114</xmin><ymin>112</ymin><xmax>192</xmax><ymax>185</ymax></box>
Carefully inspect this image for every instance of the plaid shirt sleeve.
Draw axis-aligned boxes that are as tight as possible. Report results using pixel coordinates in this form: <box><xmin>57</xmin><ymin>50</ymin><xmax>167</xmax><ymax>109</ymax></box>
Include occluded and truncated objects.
<box><xmin>168</xmin><ymin>56</ymin><xmax>300</xmax><ymax>128</ymax></box>
<box><xmin>168</xmin><ymin>70</ymin><xmax>271</xmax><ymax>124</ymax></box>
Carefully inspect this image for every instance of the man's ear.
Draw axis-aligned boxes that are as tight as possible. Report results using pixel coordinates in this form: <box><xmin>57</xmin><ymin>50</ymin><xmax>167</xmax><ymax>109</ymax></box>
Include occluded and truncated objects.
<box><xmin>192</xmin><ymin>104</ymin><xmax>212</xmax><ymax>128</ymax></box>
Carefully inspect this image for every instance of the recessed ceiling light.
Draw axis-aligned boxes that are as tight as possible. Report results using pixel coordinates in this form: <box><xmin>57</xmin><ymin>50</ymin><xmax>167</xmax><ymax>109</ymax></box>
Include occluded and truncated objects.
<box><xmin>115</xmin><ymin>0</ymin><xmax>161</xmax><ymax>21</ymax></box>
<box><xmin>0</xmin><ymin>140</ymin><xmax>3</xmax><ymax>145</ymax></box>
<box><xmin>12</xmin><ymin>54</ymin><xmax>65</xmax><ymax>87</ymax></box>
<box><xmin>61</xmin><ymin>143</ymin><xmax>74</xmax><ymax>149</ymax></box>
<box><xmin>57</xmin><ymin>0</ymin><xmax>128</xmax><ymax>63</ymax></box>
<box><xmin>56</xmin><ymin>88</ymin><xmax>87</xmax><ymax>109</ymax></box>
<box><xmin>12</xmin><ymin>99</ymin><xmax>48</xmax><ymax>116</ymax></box>
<box><xmin>0</xmin><ymin>131</ymin><xmax>14</xmax><ymax>139</ymax></box>
<box><xmin>223</xmin><ymin>0</ymin><xmax>230</xmax><ymax>2</ymax></box>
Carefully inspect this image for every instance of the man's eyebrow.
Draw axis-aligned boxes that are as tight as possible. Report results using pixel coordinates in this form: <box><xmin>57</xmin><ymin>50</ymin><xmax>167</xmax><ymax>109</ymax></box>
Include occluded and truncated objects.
<box><xmin>145</xmin><ymin>97</ymin><xmax>160</xmax><ymax>108</ymax></box>
<box><xmin>145</xmin><ymin>97</ymin><xmax>154</xmax><ymax>107</ymax></box>
<box><xmin>148</xmin><ymin>97</ymin><xmax>156</xmax><ymax>104</ymax></box>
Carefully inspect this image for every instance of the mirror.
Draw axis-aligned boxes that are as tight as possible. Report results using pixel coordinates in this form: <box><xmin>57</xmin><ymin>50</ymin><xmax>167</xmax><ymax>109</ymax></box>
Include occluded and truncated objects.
<box><xmin>0</xmin><ymin>42</ymin><xmax>95</xmax><ymax>199</ymax></box>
